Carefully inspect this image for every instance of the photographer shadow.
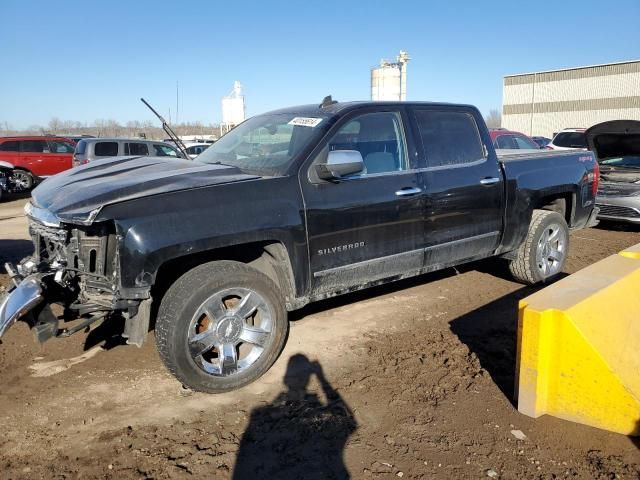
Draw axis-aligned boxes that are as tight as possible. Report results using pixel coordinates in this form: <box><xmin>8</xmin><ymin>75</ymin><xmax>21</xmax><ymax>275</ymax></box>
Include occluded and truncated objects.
<box><xmin>233</xmin><ymin>354</ymin><xmax>357</xmax><ymax>479</ymax></box>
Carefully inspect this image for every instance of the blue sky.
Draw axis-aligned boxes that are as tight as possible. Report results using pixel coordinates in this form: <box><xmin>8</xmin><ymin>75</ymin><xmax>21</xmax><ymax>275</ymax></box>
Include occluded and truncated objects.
<box><xmin>1</xmin><ymin>0</ymin><xmax>639</xmax><ymax>129</ymax></box>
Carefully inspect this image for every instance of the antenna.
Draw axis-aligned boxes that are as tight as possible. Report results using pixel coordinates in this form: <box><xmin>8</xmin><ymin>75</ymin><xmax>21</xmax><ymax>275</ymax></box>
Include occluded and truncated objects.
<box><xmin>320</xmin><ymin>95</ymin><xmax>338</xmax><ymax>109</ymax></box>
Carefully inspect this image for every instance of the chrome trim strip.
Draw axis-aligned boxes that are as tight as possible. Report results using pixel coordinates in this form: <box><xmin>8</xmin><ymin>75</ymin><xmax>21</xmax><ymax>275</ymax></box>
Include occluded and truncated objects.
<box><xmin>313</xmin><ymin>231</ymin><xmax>501</xmax><ymax>278</ymax></box>
<box><xmin>424</xmin><ymin>231</ymin><xmax>500</xmax><ymax>250</ymax></box>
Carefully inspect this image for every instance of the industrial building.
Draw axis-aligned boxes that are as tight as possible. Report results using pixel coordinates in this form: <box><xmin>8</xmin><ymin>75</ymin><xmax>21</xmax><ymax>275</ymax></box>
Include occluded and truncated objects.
<box><xmin>502</xmin><ymin>60</ymin><xmax>640</xmax><ymax>137</ymax></box>
<box><xmin>371</xmin><ymin>51</ymin><xmax>410</xmax><ymax>101</ymax></box>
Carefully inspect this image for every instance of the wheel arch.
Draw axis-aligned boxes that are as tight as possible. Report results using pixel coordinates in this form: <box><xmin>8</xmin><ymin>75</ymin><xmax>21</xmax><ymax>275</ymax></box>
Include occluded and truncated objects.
<box><xmin>151</xmin><ymin>240</ymin><xmax>298</xmax><ymax>314</ymax></box>
<box><xmin>535</xmin><ymin>192</ymin><xmax>575</xmax><ymax>226</ymax></box>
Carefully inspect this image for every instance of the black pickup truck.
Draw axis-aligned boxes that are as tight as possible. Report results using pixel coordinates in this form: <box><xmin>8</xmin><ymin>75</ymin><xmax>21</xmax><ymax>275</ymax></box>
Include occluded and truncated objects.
<box><xmin>0</xmin><ymin>99</ymin><xmax>599</xmax><ymax>392</ymax></box>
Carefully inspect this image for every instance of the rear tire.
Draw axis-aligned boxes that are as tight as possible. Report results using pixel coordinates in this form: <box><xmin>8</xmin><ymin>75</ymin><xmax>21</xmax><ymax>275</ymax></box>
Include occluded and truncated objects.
<box><xmin>155</xmin><ymin>260</ymin><xmax>288</xmax><ymax>393</ymax></box>
<box><xmin>509</xmin><ymin>209</ymin><xmax>569</xmax><ymax>285</ymax></box>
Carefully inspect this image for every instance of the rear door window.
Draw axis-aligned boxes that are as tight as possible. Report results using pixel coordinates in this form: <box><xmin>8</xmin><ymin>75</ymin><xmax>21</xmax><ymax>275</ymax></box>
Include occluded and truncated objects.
<box><xmin>414</xmin><ymin>110</ymin><xmax>485</xmax><ymax>167</ymax></box>
<box><xmin>21</xmin><ymin>140</ymin><xmax>49</xmax><ymax>152</ymax></box>
<box><xmin>125</xmin><ymin>143</ymin><xmax>149</xmax><ymax>155</ymax></box>
<box><xmin>94</xmin><ymin>142</ymin><xmax>119</xmax><ymax>157</ymax></box>
<box><xmin>48</xmin><ymin>140</ymin><xmax>75</xmax><ymax>153</ymax></box>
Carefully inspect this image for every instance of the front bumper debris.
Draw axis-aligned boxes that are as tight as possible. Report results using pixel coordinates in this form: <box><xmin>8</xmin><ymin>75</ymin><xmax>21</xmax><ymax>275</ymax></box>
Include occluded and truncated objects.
<box><xmin>0</xmin><ymin>274</ymin><xmax>44</xmax><ymax>339</ymax></box>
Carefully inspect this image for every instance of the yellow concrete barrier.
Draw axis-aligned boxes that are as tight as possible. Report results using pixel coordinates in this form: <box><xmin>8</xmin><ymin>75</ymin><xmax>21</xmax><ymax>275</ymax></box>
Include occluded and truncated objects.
<box><xmin>516</xmin><ymin>243</ymin><xmax>640</xmax><ymax>436</ymax></box>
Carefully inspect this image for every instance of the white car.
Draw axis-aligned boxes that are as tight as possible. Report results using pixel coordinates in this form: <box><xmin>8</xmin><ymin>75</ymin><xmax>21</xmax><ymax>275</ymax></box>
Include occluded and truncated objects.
<box><xmin>548</xmin><ymin>128</ymin><xmax>588</xmax><ymax>150</ymax></box>
<box><xmin>184</xmin><ymin>143</ymin><xmax>212</xmax><ymax>159</ymax></box>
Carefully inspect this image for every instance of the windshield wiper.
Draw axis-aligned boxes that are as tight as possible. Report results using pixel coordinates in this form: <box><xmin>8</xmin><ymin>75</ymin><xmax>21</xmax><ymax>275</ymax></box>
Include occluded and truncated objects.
<box><xmin>140</xmin><ymin>98</ymin><xmax>190</xmax><ymax>160</ymax></box>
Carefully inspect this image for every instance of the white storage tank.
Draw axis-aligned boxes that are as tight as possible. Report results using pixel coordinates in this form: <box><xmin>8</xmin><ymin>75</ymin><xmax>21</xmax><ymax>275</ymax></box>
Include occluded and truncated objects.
<box><xmin>371</xmin><ymin>63</ymin><xmax>401</xmax><ymax>101</ymax></box>
<box><xmin>221</xmin><ymin>81</ymin><xmax>246</xmax><ymax>132</ymax></box>
<box><xmin>371</xmin><ymin>51</ymin><xmax>410</xmax><ymax>101</ymax></box>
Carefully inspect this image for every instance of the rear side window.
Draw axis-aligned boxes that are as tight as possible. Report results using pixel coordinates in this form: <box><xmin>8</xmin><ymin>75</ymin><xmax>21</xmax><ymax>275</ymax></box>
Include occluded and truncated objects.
<box><xmin>415</xmin><ymin>110</ymin><xmax>484</xmax><ymax>167</ymax></box>
<box><xmin>0</xmin><ymin>141</ymin><xmax>20</xmax><ymax>151</ymax></box>
<box><xmin>495</xmin><ymin>134</ymin><xmax>516</xmax><ymax>149</ymax></box>
<box><xmin>94</xmin><ymin>142</ymin><xmax>119</xmax><ymax>157</ymax></box>
<box><xmin>514</xmin><ymin>135</ymin><xmax>539</xmax><ymax>149</ymax></box>
<box><xmin>21</xmin><ymin>140</ymin><xmax>49</xmax><ymax>152</ymax></box>
<box><xmin>125</xmin><ymin>143</ymin><xmax>149</xmax><ymax>155</ymax></box>
<box><xmin>75</xmin><ymin>140</ymin><xmax>87</xmax><ymax>155</ymax></box>
<box><xmin>553</xmin><ymin>132</ymin><xmax>587</xmax><ymax>148</ymax></box>
<box><xmin>48</xmin><ymin>140</ymin><xmax>75</xmax><ymax>153</ymax></box>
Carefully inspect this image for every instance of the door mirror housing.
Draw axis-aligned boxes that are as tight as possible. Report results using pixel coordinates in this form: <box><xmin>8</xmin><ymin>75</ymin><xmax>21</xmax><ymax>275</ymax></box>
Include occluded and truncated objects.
<box><xmin>315</xmin><ymin>150</ymin><xmax>365</xmax><ymax>181</ymax></box>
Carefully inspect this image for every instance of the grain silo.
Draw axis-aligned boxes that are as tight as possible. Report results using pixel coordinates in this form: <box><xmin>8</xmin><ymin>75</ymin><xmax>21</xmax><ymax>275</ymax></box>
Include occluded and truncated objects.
<box><xmin>221</xmin><ymin>81</ymin><xmax>246</xmax><ymax>133</ymax></box>
<box><xmin>371</xmin><ymin>50</ymin><xmax>410</xmax><ymax>101</ymax></box>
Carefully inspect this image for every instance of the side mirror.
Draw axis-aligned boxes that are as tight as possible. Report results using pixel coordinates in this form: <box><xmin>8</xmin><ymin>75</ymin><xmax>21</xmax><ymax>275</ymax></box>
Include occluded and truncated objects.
<box><xmin>315</xmin><ymin>150</ymin><xmax>364</xmax><ymax>181</ymax></box>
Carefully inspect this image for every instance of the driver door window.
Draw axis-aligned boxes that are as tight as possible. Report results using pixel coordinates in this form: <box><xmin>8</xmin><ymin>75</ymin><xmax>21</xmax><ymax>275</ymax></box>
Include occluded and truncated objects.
<box><xmin>327</xmin><ymin>112</ymin><xmax>407</xmax><ymax>175</ymax></box>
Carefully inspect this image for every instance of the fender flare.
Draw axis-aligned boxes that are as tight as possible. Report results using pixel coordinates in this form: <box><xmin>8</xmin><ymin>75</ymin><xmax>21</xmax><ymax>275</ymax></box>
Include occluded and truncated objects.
<box><xmin>0</xmin><ymin>160</ymin><xmax>15</xmax><ymax>170</ymax></box>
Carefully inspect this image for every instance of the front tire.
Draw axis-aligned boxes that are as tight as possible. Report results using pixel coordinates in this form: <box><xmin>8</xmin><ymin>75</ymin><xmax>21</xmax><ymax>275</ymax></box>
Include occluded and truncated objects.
<box><xmin>155</xmin><ymin>261</ymin><xmax>288</xmax><ymax>393</ymax></box>
<box><xmin>509</xmin><ymin>209</ymin><xmax>569</xmax><ymax>285</ymax></box>
<box><xmin>11</xmin><ymin>169</ymin><xmax>34</xmax><ymax>191</ymax></box>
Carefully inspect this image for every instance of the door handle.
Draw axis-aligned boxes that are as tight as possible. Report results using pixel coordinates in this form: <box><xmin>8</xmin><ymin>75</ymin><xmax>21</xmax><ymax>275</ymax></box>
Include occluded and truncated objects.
<box><xmin>395</xmin><ymin>187</ymin><xmax>422</xmax><ymax>197</ymax></box>
<box><xmin>480</xmin><ymin>177</ymin><xmax>500</xmax><ymax>186</ymax></box>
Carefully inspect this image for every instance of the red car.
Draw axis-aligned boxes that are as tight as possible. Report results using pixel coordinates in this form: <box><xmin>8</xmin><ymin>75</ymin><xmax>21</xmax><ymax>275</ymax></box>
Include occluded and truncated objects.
<box><xmin>489</xmin><ymin>129</ymin><xmax>541</xmax><ymax>150</ymax></box>
<box><xmin>0</xmin><ymin>136</ymin><xmax>75</xmax><ymax>189</ymax></box>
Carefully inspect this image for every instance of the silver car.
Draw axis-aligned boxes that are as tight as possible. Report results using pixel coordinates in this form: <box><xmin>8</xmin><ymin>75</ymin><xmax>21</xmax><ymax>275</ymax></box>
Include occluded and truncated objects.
<box><xmin>73</xmin><ymin>138</ymin><xmax>184</xmax><ymax>166</ymax></box>
<box><xmin>587</xmin><ymin>120</ymin><xmax>640</xmax><ymax>224</ymax></box>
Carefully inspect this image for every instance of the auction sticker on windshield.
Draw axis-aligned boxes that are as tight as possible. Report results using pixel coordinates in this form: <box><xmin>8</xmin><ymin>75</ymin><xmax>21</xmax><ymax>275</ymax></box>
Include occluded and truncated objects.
<box><xmin>288</xmin><ymin>117</ymin><xmax>323</xmax><ymax>127</ymax></box>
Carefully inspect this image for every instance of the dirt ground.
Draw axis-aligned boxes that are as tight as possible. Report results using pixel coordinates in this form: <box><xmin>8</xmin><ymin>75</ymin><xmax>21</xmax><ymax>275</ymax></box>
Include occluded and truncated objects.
<box><xmin>0</xmin><ymin>196</ymin><xmax>638</xmax><ymax>479</ymax></box>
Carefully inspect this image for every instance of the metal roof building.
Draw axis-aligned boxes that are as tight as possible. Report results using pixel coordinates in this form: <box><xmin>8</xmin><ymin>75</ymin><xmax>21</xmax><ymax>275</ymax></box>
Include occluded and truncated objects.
<box><xmin>501</xmin><ymin>60</ymin><xmax>640</xmax><ymax>137</ymax></box>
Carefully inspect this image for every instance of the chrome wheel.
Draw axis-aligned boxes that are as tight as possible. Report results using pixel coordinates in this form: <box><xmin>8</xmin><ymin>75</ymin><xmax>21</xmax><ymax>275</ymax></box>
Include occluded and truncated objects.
<box><xmin>535</xmin><ymin>222</ymin><xmax>567</xmax><ymax>278</ymax></box>
<box><xmin>11</xmin><ymin>170</ymin><xmax>33</xmax><ymax>191</ymax></box>
<box><xmin>187</xmin><ymin>288</ymin><xmax>274</xmax><ymax>377</ymax></box>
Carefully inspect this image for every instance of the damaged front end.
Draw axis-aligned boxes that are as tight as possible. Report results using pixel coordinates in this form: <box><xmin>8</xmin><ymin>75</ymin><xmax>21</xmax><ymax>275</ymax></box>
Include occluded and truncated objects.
<box><xmin>0</xmin><ymin>204</ymin><xmax>150</xmax><ymax>346</ymax></box>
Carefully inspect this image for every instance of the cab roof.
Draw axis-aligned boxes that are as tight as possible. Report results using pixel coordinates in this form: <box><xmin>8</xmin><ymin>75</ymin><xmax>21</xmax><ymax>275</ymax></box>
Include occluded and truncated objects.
<box><xmin>264</xmin><ymin>100</ymin><xmax>479</xmax><ymax>118</ymax></box>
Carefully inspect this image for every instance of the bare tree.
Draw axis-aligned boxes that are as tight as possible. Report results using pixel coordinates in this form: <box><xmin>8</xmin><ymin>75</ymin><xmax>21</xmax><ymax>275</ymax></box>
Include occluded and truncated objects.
<box><xmin>485</xmin><ymin>109</ymin><xmax>502</xmax><ymax>129</ymax></box>
<box><xmin>48</xmin><ymin>117</ymin><xmax>63</xmax><ymax>134</ymax></box>
<box><xmin>5</xmin><ymin>117</ymin><xmax>220</xmax><ymax>140</ymax></box>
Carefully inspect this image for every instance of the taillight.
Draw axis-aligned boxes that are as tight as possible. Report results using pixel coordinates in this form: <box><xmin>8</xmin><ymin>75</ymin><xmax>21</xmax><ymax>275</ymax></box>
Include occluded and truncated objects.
<box><xmin>591</xmin><ymin>161</ymin><xmax>600</xmax><ymax>195</ymax></box>
<box><xmin>73</xmin><ymin>156</ymin><xmax>89</xmax><ymax>167</ymax></box>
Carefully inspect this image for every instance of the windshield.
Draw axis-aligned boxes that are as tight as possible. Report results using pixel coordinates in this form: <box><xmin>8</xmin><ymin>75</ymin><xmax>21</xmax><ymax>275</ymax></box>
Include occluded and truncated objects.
<box><xmin>196</xmin><ymin>113</ymin><xmax>328</xmax><ymax>175</ymax></box>
<box><xmin>601</xmin><ymin>156</ymin><xmax>640</xmax><ymax>168</ymax></box>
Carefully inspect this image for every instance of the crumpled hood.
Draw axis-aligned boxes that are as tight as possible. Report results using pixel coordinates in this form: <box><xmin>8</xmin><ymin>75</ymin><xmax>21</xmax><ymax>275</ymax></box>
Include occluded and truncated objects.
<box><xmin>586</xmin><ymin>120</ymin><xmax>640</xmax><ymax>160</ymax></box>
<box><xmin>31</xmin><ymin>156</ymin><xmax>259</xmax><ymax>224</ymax></box>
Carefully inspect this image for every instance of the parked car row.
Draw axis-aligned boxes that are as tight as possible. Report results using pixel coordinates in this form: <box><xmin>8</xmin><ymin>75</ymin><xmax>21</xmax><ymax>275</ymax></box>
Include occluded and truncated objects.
<box><xmin>490</xmin><ymin>128</ymin><xmax>589</xmax><ymax>152</ymax></box>
<box><xmin>0</xmin><ymin>133</ymin><xmax>215</xmax><ymax>195</ymax></box>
